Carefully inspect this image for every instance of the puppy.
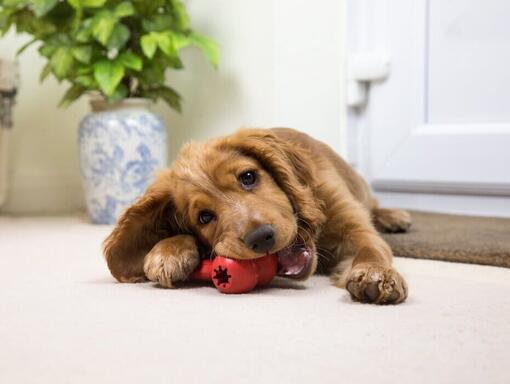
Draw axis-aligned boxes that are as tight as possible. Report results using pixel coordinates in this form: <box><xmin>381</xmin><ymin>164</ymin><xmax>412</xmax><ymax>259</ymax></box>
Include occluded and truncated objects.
<box><xmin>104</xmin><ymin>128</ymin><xmax>411</xmax><ymax>304</ymax></box>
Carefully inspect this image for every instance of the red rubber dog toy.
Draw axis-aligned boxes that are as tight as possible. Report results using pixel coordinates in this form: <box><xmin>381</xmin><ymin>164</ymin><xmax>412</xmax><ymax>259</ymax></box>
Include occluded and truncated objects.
<box><xmin>190</xmin><ymin>254</ymin><xmax>277</xmax><ymax>294</ymax></box>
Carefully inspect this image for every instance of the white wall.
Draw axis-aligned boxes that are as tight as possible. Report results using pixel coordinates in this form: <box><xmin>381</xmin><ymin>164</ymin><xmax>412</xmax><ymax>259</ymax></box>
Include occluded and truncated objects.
<box><xmin>0</xmin><ymin>0</ymin><xmax>346</xmax><ymax>214</ymax></box>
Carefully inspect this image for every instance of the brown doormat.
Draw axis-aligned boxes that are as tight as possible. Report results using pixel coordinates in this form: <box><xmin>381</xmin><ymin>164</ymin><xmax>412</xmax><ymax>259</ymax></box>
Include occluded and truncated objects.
<box><xmin>382</xmin><ymin>210</ymin><xmax>510</xmax><ymax>268</ymax></box>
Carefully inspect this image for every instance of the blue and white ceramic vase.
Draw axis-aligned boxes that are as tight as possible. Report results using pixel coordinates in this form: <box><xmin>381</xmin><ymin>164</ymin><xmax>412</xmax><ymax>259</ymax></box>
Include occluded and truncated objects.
<box><xmin>78</xmin><ymin>98</ymin><xmax>167</xmax><ymax>224</ymax></box>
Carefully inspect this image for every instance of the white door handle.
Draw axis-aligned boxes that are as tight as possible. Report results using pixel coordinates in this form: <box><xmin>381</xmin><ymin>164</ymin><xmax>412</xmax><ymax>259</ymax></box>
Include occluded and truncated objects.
<box><xmin>347</xmin><ymin>52</ymin><xmax>391</xmax><ymax>108</ymax></box>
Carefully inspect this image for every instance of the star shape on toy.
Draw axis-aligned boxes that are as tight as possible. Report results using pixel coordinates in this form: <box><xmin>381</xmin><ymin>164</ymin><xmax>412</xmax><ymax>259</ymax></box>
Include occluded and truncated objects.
<box><xmin>213</xmin><ymin>265</ymin><xmax>232</xmax><ymax>287</ymax></box>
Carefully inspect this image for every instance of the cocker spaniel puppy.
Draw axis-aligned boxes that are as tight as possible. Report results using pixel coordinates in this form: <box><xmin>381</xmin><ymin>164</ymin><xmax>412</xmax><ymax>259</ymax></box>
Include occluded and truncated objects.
<box><xmin>104</xmin><ymin>128</ymin><xmax>411</xmax><ymax>304</ymax></box>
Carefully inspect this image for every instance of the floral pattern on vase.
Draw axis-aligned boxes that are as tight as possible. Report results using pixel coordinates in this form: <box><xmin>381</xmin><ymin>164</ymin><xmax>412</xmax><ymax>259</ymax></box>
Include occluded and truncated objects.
<box><xmin>79</xmin><ymin>104</ymin><xmax>167</xmax><ymax>224</ymax></box>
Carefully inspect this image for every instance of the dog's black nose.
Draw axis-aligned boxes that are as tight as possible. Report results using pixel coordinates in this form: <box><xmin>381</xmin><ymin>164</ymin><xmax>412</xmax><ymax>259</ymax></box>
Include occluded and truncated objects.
<box><xmin>244</xmin><ymin>224</ymin><xmax>275</xmax><ymax>253</ymax></box>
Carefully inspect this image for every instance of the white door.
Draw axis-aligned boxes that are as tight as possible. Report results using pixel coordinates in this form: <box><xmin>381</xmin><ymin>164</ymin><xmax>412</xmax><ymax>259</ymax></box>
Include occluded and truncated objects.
<box><xmin>347</xmin><ymin>0</ymin><xmax>510</xmax><ymax>216</ymax></box>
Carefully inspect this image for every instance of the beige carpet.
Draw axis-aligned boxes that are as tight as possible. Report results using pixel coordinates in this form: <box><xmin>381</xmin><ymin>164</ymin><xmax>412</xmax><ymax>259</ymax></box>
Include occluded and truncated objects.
<box><xmin>383</xmin><ymin>210</ymin><xmax>510</xmax><ymax>268</ymax></box>
<box><xmin>1</xmin><ymin>216</ymin><xmax>510</xmax><ymax>384</ymax></box>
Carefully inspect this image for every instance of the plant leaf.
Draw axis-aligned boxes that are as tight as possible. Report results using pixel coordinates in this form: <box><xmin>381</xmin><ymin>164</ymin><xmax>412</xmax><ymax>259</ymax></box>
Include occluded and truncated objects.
<box><xmin>68</xmin><ymin>0</ymin><xmax>107</xmax><ymax>8</ymax></box>
<box><xmin>82</xmin><ymin>0</ymin><xmax>107</xmax><ymax>6</ymax></box>
<box><xmin>172</xmin><ymin>33</ymin><xmax>219</xmax><ymax>68</ymax></box>
<box><xmin>142</xmin><ymin>15</ymin><xmax>172</xmax><ymax>32</ymax></box>
<box><xmin>59</xmin><ymin>84</ymin><xmax>86</xmax><ymax>107</ymax></box>
<box><xmin>93</xmin><ymin>60</ymin><xmax>125</xmax><ymax>96</ymax></box>
<box><xmin>108</xmin><ymin>83</ymin><xmax>128</xmax><ymax>102</ymax></box>
<box><xmin>117</xmin><ymin>51</ymin><xmax>142</xmax><ymax>71</ymax></box>
<box><xmin>67</xmin><ymin>0</ymin><xmax>81</xmax><ymax>8</ymax></box>
<box><xmin>171</xmin><ymin>33</ymin><xmax>190</xmax><ymax>50</ymax></box>
<box><xmin>4</xmin><ymin>0</ymin><xmax>30</xmax><ymax>7</ymax></box>
<box><xmin>142</xmin><ymin>32</ymin><xmax>175</xmax><ymax>58</ymax></box>
<box><xmin>45</xmin><ymin>33</ymin><xmax>73</xmax><ymax>47</ymax></box>
<box><xmin>169</xmin><ymin>0</ymin><xmax>190</xmax><ymax>31</ymax></box>
<box><xmin>0</xmin><ymin>13</ymin><xmax>13</xmax><ymax>37</ymax></box>
<box><xmin>13</xmin><ymin>10</ymin><xmax>56</xmax><ymax>35</ymax></box>
<box><xmin>156</xmin><ymin>31</ymin><xmax>174</xmax><ymax>57</ymax></box>
<box><xmin>39</xmin><ymin>44</ymin><xmax>57</xmax><ymax>58</ymax></box>
<box><xmin>140</xmin><ymin>34</ymin><xmax>157</xmax><ymax>58</ymax></box>
<box><xmin>75</xmin><ymin>18</ymin><xmax>93</xmax><ymax>42</ymax></box>
<box><xmin>114</xmin><ymin>2</ymin><xmax>135</xmax><ymax>18</ymax></box>
<box><xmin>149</xmin><ymin>86</ymin><xmax>181</xmax><ymax>112</ymax></box>
<box><xmin>138</xmin><ymin>58</ymin><xmax>165</xmax><ymax>85</ymax></box>
<box><xmin>39</xmin><ymin>61</ymin><xmax>52</xmax><ymax>82</ymax></box>
<box><xmin>16</xmin><ymin>37</ymin><xmax>37</xmax><ymax>56</ymax></box>
<box><xmin>70</xmin><ymin>8</ymin><xmax>83</xmax><ymax>34</ymax></box>
<box><xmin>91</xmin><ymin>11</ymin><xmax>117</xmax><ymax>46</ymax></box>
<box><xmin>71</xmin><ymin>46</ymin><xmax>92</xmax><ymax>64</ymax></box>
<box><xmin>106</xmin><ymin>23</ymin><xmax>130</xmax><ymax>50</ymax></box>
<box><xmin>189</xmin><ymin>33</ymin><xmax>219</xmax><ymax>68</ymax></box>
<box><xmin>76</xmin><ymin>66</ymin><xmax>93</xmax><ymax>75</ymax></box>
<box><xmin>32</xmin><ymin>0</ymin><xmax>58</xmax><ymax>17</ymax></box>
<box><xmin>50</xmin><ymin>47</ymin><xmax>74</xmax><ymax>80</ymax></box>
<box><xmin>75</xmin><ymin>74</ymin><xmax>96</xmax><ymax>87</ymax></box>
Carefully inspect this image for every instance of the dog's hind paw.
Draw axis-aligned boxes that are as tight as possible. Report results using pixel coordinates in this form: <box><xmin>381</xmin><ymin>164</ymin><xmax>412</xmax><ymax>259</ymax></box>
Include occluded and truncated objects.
<box><xmin>372</xmin><ymin>208</ymin><xmax>412</xmax><ymax>233</ymax></box>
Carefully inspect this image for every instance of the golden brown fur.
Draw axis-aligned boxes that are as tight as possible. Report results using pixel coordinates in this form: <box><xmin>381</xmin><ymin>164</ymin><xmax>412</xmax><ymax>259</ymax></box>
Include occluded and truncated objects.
<box><xmin>104</xmin><ymin>128</ymin><xmax>411</xmax><ymax>304</ymax></box>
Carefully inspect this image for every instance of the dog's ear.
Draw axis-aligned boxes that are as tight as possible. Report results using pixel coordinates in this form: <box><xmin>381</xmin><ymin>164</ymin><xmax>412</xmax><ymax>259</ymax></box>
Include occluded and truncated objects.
<box><xmin>221</xmin><ymin>128</ymin><xmax>326</xmax><ymax>244</ymax></box>
<box><xmin>103</xmin><ymin>173</ymin><xmax>179</xmax><ymax>282</ymax></box>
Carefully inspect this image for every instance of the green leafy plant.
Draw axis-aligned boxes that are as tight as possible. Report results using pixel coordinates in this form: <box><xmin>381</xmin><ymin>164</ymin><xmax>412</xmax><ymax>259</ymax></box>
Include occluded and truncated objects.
<box><xmin>0</xmin><ymin>0</ymin><xmax>219</xmax><ymax>110</ymax></box>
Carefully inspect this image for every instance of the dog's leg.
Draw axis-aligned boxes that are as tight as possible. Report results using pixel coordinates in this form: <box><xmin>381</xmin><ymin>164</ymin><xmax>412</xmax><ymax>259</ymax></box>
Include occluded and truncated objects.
<box><xmin>324</xmin><ymin>198</ymin><xmax>408</xmax><ymax>304</ymax></box>
<box><xmin>143</xmin><ymin>235</ymin><xmax>200</xmax><ymax>288</ymax></box>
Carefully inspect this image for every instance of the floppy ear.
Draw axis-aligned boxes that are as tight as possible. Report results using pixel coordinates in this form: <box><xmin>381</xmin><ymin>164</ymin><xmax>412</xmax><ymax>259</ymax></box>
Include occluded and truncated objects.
<box><xmin>103</xmin><ymin>174</ymin><xmax>178</xmax><ymax>283</ymax></box>
<box><xmin>221</xmin><ymin>128</ymin><xmax>326</xmax><ymax>245</ymax></box>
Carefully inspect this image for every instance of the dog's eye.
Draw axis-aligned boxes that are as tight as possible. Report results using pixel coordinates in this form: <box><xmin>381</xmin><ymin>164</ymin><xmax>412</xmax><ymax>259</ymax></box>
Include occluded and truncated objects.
<box><xmin>198</xmin><ymin>210</ymin><xmax>215</xmax><ymax>225</ymax></box>
<box><xmin>239</xmin><ymin>171</ymin><xmax>257</xmax><ymax>190</ymax></box>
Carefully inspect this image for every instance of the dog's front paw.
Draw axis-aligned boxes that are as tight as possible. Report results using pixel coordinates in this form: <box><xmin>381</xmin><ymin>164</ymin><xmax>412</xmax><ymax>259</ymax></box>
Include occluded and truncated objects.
<box><xmin>143</xmin><ymin>235</ymin><xmax>200</xmax><ymax>288</ymax></box>
<box><xmin>345</xmin><ymin>263</ymin><xmax>408</xmax><ymax>304</ymax></box>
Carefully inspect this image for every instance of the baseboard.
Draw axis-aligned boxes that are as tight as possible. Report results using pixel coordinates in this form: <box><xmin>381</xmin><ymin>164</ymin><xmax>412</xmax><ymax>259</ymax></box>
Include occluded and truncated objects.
<box><xmin>372</xmin><ymin>179</ymin><xmax>510</xmax><ymax>197</ymax></box>
<box><xmin>1</xmin><ymin>169</ymin><xmax>85</xmax><ymax>214</ymax></box>
<box><xmin>375</xmin><ymin>191</ymin><xmax>510</xmax><ymax>218</ymax></box>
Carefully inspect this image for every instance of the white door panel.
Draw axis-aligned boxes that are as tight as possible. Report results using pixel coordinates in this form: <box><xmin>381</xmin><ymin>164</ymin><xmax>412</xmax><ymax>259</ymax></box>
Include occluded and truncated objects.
<box><xmin>375</xmin><ymin>125</ymin><xmax>510</xmax><ymax>195</ymax></box>
<box><xmin>348</xmin><ymin>0</ymin><xmax>510</xmax><ymax>197</ymax></box>
<box><xmin>428</xmin><ymin>0</ymin><xmax>510</xmax><ymax>123</ymax></box>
